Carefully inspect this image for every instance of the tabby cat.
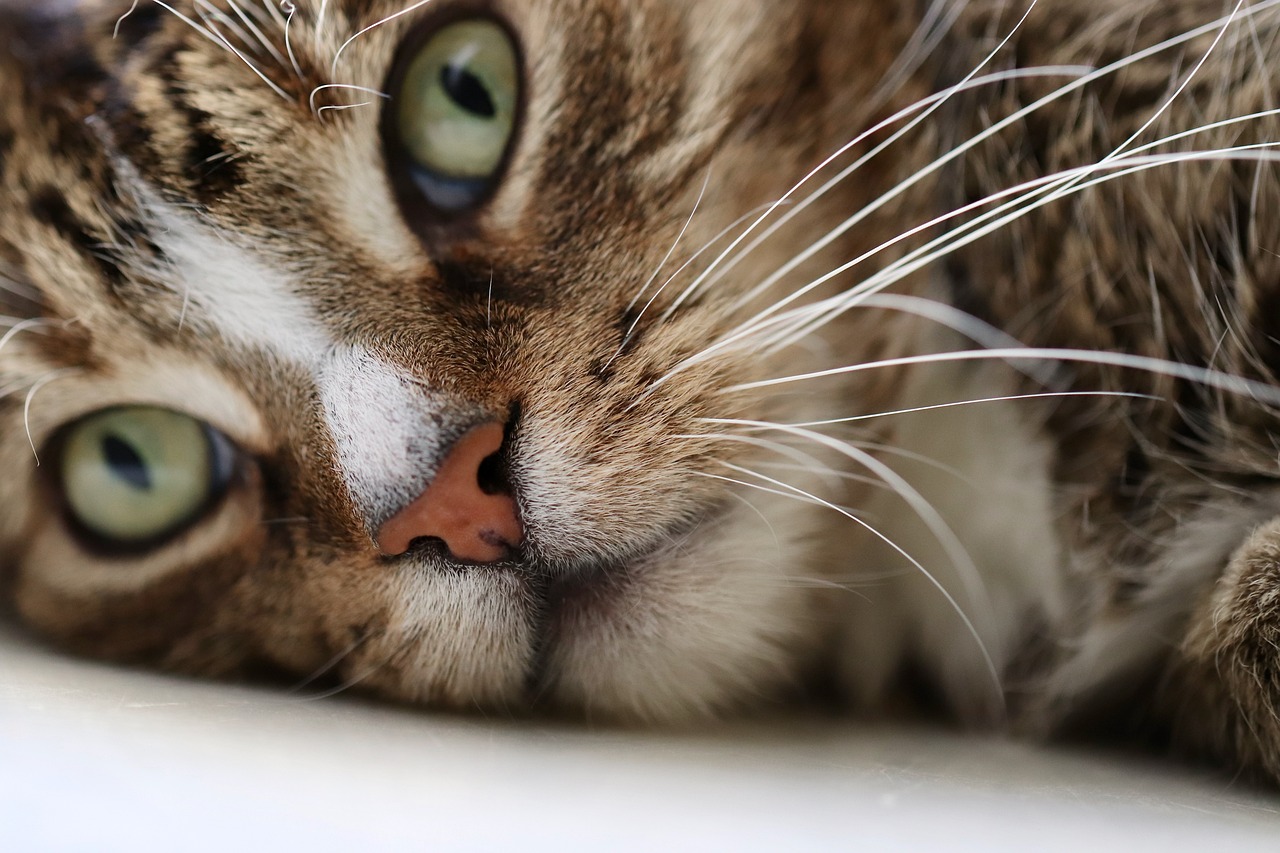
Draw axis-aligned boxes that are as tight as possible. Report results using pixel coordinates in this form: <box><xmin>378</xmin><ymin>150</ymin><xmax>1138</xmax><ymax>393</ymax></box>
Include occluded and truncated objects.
<box><xmin>6</xmin><ymin>0</ymin><xmax>1280</xmax><ymax>781</ymax></box>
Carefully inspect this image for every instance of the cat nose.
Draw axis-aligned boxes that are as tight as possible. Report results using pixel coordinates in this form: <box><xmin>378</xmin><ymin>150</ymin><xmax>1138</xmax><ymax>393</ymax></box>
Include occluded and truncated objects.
<box><xmin>375</xmin><ymin>421</ymin><xmax>523</xmax><ymax>563</ymax></box>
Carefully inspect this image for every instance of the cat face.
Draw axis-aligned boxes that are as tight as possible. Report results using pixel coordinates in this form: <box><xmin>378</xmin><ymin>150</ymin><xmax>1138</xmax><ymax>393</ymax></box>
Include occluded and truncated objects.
<box><xmin>0</xmin><ymin>0</ymin><xmax>913</xmax><ymax>719</ymax></box>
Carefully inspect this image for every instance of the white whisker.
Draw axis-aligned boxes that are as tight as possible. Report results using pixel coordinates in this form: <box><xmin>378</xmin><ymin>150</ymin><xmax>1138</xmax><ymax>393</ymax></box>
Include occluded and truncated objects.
<box><xmin>724</xmin><ymin>491</ymin><xmax>782</xmax><ymax>554</ymax></box>
<box><xmin>145</xmin><ymin>0</ymin><xmax>292</xmax><ymax>101</ymax></box>
<box><xmin>663</xmin><ymin>1</ymin><xmax>1052</xmax><ymax>320</ymax></box>
<box><xmin>727</xmin><ymin>345</ymin><xmax>1280</xmax><ymax>406</ymax></box>
<box><xmin>308</xmin><ymin>83</ymin><xmax>389</xmax><ymax>117</ymax></box>
<box><xmin>331</xmin><ymin>0</ymin><xmax>437</xmax><ymax>77</ymax></box>
<box><xmin>715</xmin><ymin>422</ymin><xmax>990</xmax><ymax>620</ymax></box>
<box><xmin>710</xmin><ymin>389</ymin><xmax>1155</xmax><ymax>429</ymax></box>
<box><xmin>288</xmin><ymin>631</ymin><xmax>373</xmax><ymax>693</ymax></box>
<box><xmin>264</xmin><ymin>0</ymin><xmax>290</xmax><ymax>29</ymax></box>
<box><xmin>710</xmin><ymin>461</ymin><xmax>1003</xmax><ymax>710</ymax></box>
<box><xmin>313</xmin><ymin>0</ymin><xmax>330</xmax><ymax>48</ymax></box>
<box><xmin>676</xmin><ymin>430</ymin><xmax>861</xmax><ymax>495</ymax></box>
<box><xmin>686</xmin><ymin>2</ymin><xmax>1280</xmax><ymax>357</ymax></box>
<box><xmin>113</xmin><ymin>1</ymin><xmax>143</xmax><ymax>39</ymax></box>
<box><xmin>731</xmin><ymin>110</ymin><xmax>1280</xmax><ymax>359</ymax></box>
<box><xmin>23</xmin><ymin>369</ymin><xmax>79</xmax><ymax>466</ymax></box>
<box><xmin>648</xmin><ymin>144</ymin><xmax>1280</xmax><ymax>404</ymax></box>
<box><xmin>1106</xmin><ymin>0</ymin><xmax>1247</xmax><ymax>164</ymax></box>
<box><xmin>602</xmin><ymin>171</ymin><xmax>715</xmax><ymax>369</ymax></box>
<box><xmin>758</xmin><ymin>144</ymin><xmax>1280</xmax><ymax>354</ymax></box>
<box><xmin>0</xmin><ymin>318</ymin><xmax>54</xmax><ymax>360</ymax></box>
<box><xmin>195</xmin><ymin>0</ymin><xmax>263</xmax><ymax>59</ymax></box>
<box><xmin>279</xmin><ymin>0</ymin><xmax>305</xmax><ymax>82</ymax></box>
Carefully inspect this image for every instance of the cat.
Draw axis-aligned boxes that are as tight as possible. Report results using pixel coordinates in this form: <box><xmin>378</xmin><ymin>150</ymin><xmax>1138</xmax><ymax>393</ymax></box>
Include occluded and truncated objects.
<box><xmin>6</xmin><ymin>0</ymin><xmax>1280</xmax><ymax>782</ymax></box>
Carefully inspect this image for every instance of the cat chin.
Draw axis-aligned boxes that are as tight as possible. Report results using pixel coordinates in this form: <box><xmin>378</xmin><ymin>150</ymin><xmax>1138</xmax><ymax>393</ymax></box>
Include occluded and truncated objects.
<box><xmin>538</xmin><ymin>494</ymin><xmax>836</xmax><ymax>723</ymax></box>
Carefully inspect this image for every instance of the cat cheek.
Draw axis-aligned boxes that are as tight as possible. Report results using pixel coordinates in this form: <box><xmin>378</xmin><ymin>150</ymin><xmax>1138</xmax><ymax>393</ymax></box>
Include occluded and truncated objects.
<box><xmin>11</xmin><ymin>471</ymin><xmax>267</xmax><ymax>665</ymax></box>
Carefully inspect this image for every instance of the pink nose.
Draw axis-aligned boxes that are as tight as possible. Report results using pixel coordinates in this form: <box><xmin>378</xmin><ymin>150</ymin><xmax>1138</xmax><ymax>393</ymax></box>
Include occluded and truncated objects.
<box><xmin>375</xmin><ymin>422</ymin><xmax>523</xmax><ymax>563</ymax></box>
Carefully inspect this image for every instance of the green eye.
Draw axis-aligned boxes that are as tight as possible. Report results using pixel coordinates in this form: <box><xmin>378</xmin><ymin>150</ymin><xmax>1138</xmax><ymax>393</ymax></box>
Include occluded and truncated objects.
<box><xmin>393</xmin><ymin>18</ymin><xmax>520</xmax><ymax>212</ymax></box>
<box><xmin>57</xmin><ymin>407</ymin><xmax>235</xmax><ymax>549</ymax></box>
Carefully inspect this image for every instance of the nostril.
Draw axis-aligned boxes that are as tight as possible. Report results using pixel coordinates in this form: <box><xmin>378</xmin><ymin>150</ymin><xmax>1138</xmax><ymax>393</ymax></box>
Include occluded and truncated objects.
<box><xmin>476</xmin><ymin>448</ymin><xmax>510</xmax><ymax>497</ymax></box>
<box><xmin>375</xmin><ymin>420</ymin><xmax>524</xmax><ymax>563</ymax></box>
<box><xmin>478</xmin><ymin>401</ymin><xmax>519</xmax><ymax>496</ymax></box>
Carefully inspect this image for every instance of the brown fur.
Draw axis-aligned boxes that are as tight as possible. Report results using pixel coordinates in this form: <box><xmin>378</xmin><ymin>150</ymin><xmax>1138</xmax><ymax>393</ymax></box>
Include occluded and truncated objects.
<box><xmin>7</xmin><ymin>0</ymin><xmax>1280</xmax><ymax>784</ymax></box>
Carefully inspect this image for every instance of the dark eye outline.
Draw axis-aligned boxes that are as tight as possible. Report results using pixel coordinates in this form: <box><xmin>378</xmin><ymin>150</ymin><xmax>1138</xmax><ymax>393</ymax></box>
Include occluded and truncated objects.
<box><xmin>42</xmin><ymin>407</ymin><xmax>244</xmax><ymax>558</ymax></box>
<box><xmin>380</xmin><ymin>8</ymin><xmax>527</xmax><ymax>236</ymax></box>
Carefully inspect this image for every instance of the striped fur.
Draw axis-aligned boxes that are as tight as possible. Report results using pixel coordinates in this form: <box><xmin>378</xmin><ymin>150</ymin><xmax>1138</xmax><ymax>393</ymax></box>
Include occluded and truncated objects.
<box><xmin>6</xmin><ymin>0</ymin><xmax>1280</xmax><ymax>783</ymax></box>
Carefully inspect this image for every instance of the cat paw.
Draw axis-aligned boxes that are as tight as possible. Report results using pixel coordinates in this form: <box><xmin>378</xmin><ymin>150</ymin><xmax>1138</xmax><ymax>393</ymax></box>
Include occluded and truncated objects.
<box><xmin>1175</xmin><ymin>517</ymin><xmax>1280</xmax><ymax>782</ymax></box>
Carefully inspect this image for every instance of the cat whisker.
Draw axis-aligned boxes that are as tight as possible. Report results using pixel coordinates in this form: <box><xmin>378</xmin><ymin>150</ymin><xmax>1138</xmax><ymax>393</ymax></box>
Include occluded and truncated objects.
<box><xmin>622</xmin><ymin>167</ymin><xmax>712</xmax><ymax>318</ymax></box>
<box><xmin>750</xmin><ymin>460</ymin><xmax>896</xmax><ymax>495</ymax></box>
<box><xmin>653</xmin><ymin>143</ymin><xmax>1280</xmax><ymax>398</ymax></box>
<box><xmin>676</xmin><ymin>431</ymin><xmax>862</xmax><ymax>496</ymax></box>
<box><xmin>330</xmin><ymin>0</ymin><xmax>437</xmax><ymax>78</ymax></box>
<box><xmin>317</xmin><ymin>101</ymin><xmax>372</xmax><ymax>118</ymax></box>
<box><xmin>866</xmin><ymin>0</ymin><xmax>962</xmax><ymax>112</ymax></box>
<box><xmin>786</xmin><ymin>567</ymin><xmax>920</xmax><ymax>588</ymax></box>
<box><xmin>728</xmin><ymin>345</ymin><xmax>1280</xmax><ymax>407</ymax></box>
<box><xmin>1097</xmin><ymin>1</ymin><xmax>1247</xmax><ymax>170</ymax></box>
<box><xmin>274</xmin><ymin>0</ymin><xmax>306</xmax><ymax>83</ymax></box>
<box><xmin>143</xmin><ymin>0</ymin><xmax>292</xmax><ymax>101</ymax></box>
<box><xmin>225</xmin><ymin>0</ymin><xmax>296</xmax><ymax>81</ymax></box>
<box><xmin>726</xmin><ymin>125</ymin><xmax>1280</xmax><ymax>361</ymax></box>
<box><xmin>290</xmin><ymin>627</ymin><xmax>436</xmax><ymax>703</ymax></box>
<box><xmin>757</xmin><ymin>145</ymin><xmax>1280</xmax><ymax>355</ymax></box>
<box><xmin>313</xmin><ymin>0</ymin><xmax>331</xmax><ymax>50</ymax></box>
<box><xmin>195</xmin><ymin>0</ymin><xmax>267</xmax><ymax>61</ymax></box>
<box><xmin>287</xmin><ymin>628</ymin><xmax>375</xmax><ymax>693</ymax></box>
<box><xmin>724</xmin><ymin>491</ymin><xmax>782</xmax><ymax>555</ymax></box>
<box><xmin>705</xmin><ymin>461</ymin><xmax>1005</xmax><ymax>713</ymax></box>
<box><xmin>666</xmin><ymin>145</ymin><xmax>1241</xmax><ymax>387</ymax></box>
<box><xmin>704</xmin><ymin>68</ymin><xmax>1092</xmax><ymax>319</ymax></box>
<box><xmin>688</xmin><ymin>3</ymin><xmax>1280</xmax><ymax>354</ymax></box>
<box><xmin>308</xmin><ymin>83</ymin><xmax>389</xmax><ymax>119</ymax></box>
<box><xmin>775</xmin><ymin>577</ymin><xmax>877</xmax><ymax>602</ymax></box>
<box><xmin>486</xmin><ymin>268</ymin><xmax>494</xmax><ymax>329</ymax></box>
<box><xmin>714</xmin><ymin>421</ymin><xmax>1001</xmax><ymax>626</ymax></box>
<box><xmin>22</xmin><ymin>369</ymin><xmax>80</xmax><ymax>466</ymax></box>
<box><xmin>263</xmin><ymin>0</ymin><xmax>290</xmax><ymax>30</ymax></box>
<box><xmin>697</xmin><ymin>470</ymin><xmax>866</xmax><ymax>521</ymax></box>
<box><xmin>747</xmin><ymin>390</ymin><xmax>1159</xmax><ymax>430</ymax></box>
<box><xmin>0</xmin><ymin>318</ymin><xmax>55</xmax><ymax>361</ymax></box>
<box><xmin>113</xmin><ymin>1</ymin><xmax>144</xmax><ymax>39</ymax></box>
<box><xmin>661</xmin><ymin>0</ymin><xmax>1053</xmax><ymax>322</ymax></box>
<box><xmin>601</xmin><ymin>170</ymin><xmax>715</xmax><ymax>369</ymax></box>
<box><xmin>611</xmin><ymin>200</ymin><xmax>791</xmax><ymax>351</ymax></box>
<box><xmin>692</xmin><ymin>420</ymin><xmax>993</xmax><ymax>630</ymax></box>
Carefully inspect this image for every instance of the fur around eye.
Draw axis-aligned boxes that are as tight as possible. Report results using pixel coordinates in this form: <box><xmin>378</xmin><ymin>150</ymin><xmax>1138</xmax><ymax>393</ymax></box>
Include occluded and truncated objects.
<box><xmin>387</xmin><ymin>17</ymin><xmax>522</xmax><ymax>214</ymax></box>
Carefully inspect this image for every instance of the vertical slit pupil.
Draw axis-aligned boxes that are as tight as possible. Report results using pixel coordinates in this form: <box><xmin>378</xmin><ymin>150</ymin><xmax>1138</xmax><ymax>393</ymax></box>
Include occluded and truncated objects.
<box><xmin>441</xmin><ymin>63</ymin><xmax>496</xmax><ymax>118</ymax></box>
<box><xmin>103</xmin><ymin>434</ymin><xmax>152</xmax><ymax>491</ymax></box>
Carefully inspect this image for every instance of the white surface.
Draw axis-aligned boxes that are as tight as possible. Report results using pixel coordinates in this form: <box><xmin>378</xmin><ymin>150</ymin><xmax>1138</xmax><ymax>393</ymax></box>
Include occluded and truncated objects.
<box><xmin>2</xmin><ymin>625</ymin><xmax>1279</xmax><ymax>851</ymax></box>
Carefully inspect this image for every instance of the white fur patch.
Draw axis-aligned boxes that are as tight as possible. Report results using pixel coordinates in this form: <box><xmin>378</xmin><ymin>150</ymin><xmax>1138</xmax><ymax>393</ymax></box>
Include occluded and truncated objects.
<box><xmin>144</xmin><ymin>198</ymin><xmax>332</xmax><ymax>366</ymax></box>
<box><xmin>319</xmin><ymin>346</ymin><xmax>470</xmax><ymax>527</ymax></box>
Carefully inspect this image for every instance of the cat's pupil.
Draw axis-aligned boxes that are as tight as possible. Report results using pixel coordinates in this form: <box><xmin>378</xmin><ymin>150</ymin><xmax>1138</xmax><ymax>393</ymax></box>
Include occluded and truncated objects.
<box><xmin>441</xmin><ymin>64</ymin><xmax>496</xmax><ymax>118</ymax></box>
<box><xmin>102</xmin><ymin>435</ymin><xmax>152</xmax><ymax>491</ymax></box>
